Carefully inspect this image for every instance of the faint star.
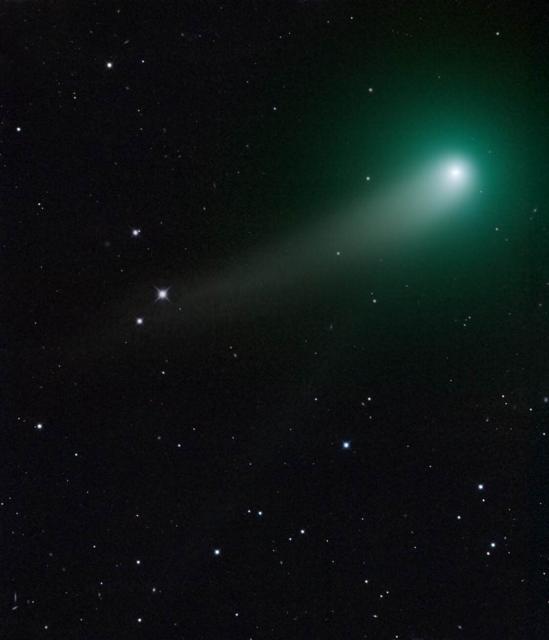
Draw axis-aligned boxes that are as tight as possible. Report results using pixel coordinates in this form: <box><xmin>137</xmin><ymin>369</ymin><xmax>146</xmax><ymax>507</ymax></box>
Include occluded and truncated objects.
<box><xmin>131</xmin><ymin>228</ymin><xmax>141</xmax><ymax>237</ymax></box>
<box><xmin>136</xmin><ymin>317</ymin><xmax>144</xmax><ymax>325</ymax></box>
<box><xmin>106</xmin><ymin>61</ymin><xmax>113</xmax><ymax>69</ymax></box>
<box><xmin>213</xmin><ymin>548</ymin><xmax>221</xmax><ymax>556</ymax></box>
<box><xmin>342</xmin><ymin>440</ymin><xmax>351</xmax><ymax>450</ymax></box>
<box><xmin>35</xmin><ymin>422</ymin><xmax>44</xmax><ymax>430</ymax></box>
<box><xmin>478</xmin><ymin>483</ymin><xmax>484</xmax><ymax>490</ymax></box>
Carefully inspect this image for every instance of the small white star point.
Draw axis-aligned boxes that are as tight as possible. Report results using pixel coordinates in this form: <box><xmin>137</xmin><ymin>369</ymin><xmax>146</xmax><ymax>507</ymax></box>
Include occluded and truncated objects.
<box><xmin>156</xmin><ymin>287</ymin><xmax>170</xmax><ymax>301</ymax></box>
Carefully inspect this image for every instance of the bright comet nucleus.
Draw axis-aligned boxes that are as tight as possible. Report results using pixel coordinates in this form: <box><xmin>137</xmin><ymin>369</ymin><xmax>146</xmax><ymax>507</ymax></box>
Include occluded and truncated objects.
<box><xmin>442</xmin><ymin>158</ymin><xmax>472</xmax><ymax>187</ymax></box>
<box><xmin>412</xmin><ymin>155</ymin><xmax>476</xmax><ymax>220</ymax></box>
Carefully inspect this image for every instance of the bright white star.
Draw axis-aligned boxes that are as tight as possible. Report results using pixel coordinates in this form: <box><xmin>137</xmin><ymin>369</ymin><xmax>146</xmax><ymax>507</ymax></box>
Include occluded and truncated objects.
<box><xmin>156</xmin><ymin>288</ymin><xmax>169</xmax><ymax>301</ymax></box>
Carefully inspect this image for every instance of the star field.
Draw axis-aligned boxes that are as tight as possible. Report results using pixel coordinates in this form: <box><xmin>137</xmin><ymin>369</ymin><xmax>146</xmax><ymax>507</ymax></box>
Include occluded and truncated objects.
<box><xmin>4</xmin><ymin>2</ymin><xmax>549</xmax><ymax>639</ymax></box>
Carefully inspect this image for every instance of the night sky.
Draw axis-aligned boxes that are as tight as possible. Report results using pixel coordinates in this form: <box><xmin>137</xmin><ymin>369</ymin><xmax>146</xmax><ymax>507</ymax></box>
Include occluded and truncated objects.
<box><xmin>4</xmin><ymin>1</ymin><xmax>549</xmax><ymax>638</ymax></box>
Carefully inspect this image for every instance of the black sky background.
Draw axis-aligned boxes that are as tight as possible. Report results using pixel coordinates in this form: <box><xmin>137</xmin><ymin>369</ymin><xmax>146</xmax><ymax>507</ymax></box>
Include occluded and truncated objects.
<box><xmin>3</xmin><ymin>1</ymin><xmax>549</xmax><ymax>638</ymax></box>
